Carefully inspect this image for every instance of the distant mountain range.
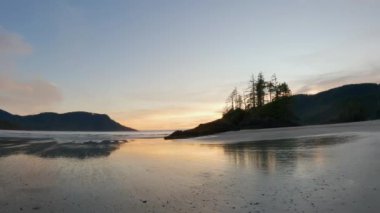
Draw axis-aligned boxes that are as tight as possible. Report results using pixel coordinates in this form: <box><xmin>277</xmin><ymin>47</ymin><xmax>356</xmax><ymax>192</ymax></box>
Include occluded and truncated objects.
<box><xmin>166</xmin><ymin>83</ymin><xmax>380</xmax><ymax>139</ymax></box>
<box><xmin>0</xmin><ymin>110</ymin><xmax>136</xmax><ymax>131</ymax></box>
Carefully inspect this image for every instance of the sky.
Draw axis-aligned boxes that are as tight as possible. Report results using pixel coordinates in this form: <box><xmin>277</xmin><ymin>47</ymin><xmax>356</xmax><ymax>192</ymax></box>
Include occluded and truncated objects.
<box><xmin>0</xmin><ymin>0</ymin><xmax>380</xmax><ymax>130</ymax></box>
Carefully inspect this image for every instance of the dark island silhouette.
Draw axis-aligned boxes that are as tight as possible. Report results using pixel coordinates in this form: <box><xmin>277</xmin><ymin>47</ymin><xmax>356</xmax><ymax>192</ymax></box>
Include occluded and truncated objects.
<box><xmin>0</xmin><ymin>110</ymin><xmax>136</xmax><ymax>131</ymax></box>
<box><xmin>166</xmin><ymin>73</ymin><xmax>380</xmax><ymax>139</ymax></box>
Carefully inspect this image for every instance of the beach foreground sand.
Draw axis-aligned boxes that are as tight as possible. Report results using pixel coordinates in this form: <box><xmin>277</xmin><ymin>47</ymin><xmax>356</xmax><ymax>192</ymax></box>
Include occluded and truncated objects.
<box><xmin>0</xmin><ymin>121</ymin><xmax>380</xmax><ymax>212</ymax></box>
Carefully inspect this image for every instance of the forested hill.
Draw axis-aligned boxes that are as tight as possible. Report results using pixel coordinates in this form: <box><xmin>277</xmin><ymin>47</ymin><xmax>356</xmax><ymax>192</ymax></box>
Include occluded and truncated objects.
<box><xmin>292</xmin><ymin>83</ymin><xmax>380</xmax><ymax>124</ymax></box>
<box><xmin>166</xmin><ymin>83</ymin><xmax>380</xmax><ymax>139</ymax></box>
<box><xmin>0</xmin><ymin>110</ymin><xmax>136</xmax><ymax>131</ymax></box>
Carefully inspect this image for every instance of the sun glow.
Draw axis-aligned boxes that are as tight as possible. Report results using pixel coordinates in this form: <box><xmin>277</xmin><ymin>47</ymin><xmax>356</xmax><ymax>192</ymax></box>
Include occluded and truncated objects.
<box><xmin>113</xmin><ymin>103</ymin><xmax>224</xmax><ymax>130</ymax></box>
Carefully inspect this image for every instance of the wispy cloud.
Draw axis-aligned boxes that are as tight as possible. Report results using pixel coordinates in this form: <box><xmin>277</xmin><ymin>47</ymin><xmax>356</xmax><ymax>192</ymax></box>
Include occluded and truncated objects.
<box><xmin>0</xmin><ymin>73</ymin><xmax>62</xmax><ymax>115</ymax></box>
<box><xmin>0</xmin><ymin>27</ymin><xmax>32</xmax><ymax>56</ymax></box>
<box><xmin>0</xmin><ymin>27</ymin><xmax>62</xmax><ymax>115</ymax></box>
<box><xmin>290</xmin><ymin>29</ymin><xmax>380</xmax><ymax>94</ymax></box>
<box><xmin>294</xmin><ymin>67</ymin><xmax>380</xmax><ymax>94</ymax></box>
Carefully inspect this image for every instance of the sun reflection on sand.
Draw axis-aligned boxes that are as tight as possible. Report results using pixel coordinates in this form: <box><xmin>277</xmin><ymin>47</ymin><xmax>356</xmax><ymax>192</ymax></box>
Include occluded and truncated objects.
<box><xmin>1</xmin><ymin>134</ymin><xmax>376</xmax><ymax>212</ymax></box>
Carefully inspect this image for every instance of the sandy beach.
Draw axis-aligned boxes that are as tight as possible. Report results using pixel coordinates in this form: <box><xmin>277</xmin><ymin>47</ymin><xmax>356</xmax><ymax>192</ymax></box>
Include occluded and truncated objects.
<box><xmin>1</xmin><ymin>121</ymin><xmax>380</xmax><ymax>212</ymax></box>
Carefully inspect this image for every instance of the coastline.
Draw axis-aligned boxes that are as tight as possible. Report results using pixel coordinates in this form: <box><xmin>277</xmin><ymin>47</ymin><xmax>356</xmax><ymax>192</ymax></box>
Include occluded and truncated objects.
<box><xmin>170</xmin><ymin>119</ymin><xmax>380</xmax><ymax>143</ymax></box>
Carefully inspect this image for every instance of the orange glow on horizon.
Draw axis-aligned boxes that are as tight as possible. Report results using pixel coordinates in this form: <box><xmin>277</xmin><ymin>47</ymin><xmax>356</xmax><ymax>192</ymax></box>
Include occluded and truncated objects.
<box><xmin>112</xmin><ymin>104</ymin><xmax>224</xmax><ymax>130</ymax></box>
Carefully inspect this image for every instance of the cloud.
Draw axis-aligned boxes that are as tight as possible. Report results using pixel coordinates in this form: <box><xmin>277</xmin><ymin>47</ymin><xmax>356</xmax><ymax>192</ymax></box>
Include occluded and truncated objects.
<box><xmin>290</xmin><ymin>29</ymin><xmax>380</xmax><ymax>94</ymax></box>
<box><xmin>0</xmin><ymin>27</ymin><xmax>32</xmax><ymax>56</ymax></box>
<box><xmin>0</xmin><ymin>27</ymin><xmax>33</xmax><ymax>72</ymax></box>
<box><xmin>294</xmin><ymin>68</ymin><xmax>380</xmax><ymax>94</ymax></box>
<box><xmin>0</xmin><ymin>73</ymin><xmax>63</xmax><ymax>115</ymax></box>
<box><xmin>0</xmin><ymin>27</ymin><xmax>62</xmax><ymax>115</ymax></box>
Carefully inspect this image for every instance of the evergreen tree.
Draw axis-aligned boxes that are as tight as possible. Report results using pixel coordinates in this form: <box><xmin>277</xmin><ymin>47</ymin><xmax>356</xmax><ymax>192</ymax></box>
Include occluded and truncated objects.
<box><xmin>256</xmin><ymin>72</ymin><xmax>266</xmax><ymax>107</ymax></box>
<box><xmin>226</xmin><ymin>87</ymin><xmax>238</xmax><ymax>110</ymax></box>
<box><xmin>278</xmin><ymin>82</ymin><xmax>291</xmax><ymax>98</ymax></box>
<box><xmin>269</xmin><ymin>74</ymin><xmax>278</xmax><ymax>102</ymax></box>
<box><xmin>224</xmin><ymin>72</ymin><xmax>291</xmax><ymax>113</ymax></box>
<box><xmin>236</xmin><ymin>93</ymin><xmax>243</xmax><ymax>109</ymax></box>
<box><xmin>246</xmin><ymin>74</ymin><xmax>256</xmax><ymax>109</ymax></box>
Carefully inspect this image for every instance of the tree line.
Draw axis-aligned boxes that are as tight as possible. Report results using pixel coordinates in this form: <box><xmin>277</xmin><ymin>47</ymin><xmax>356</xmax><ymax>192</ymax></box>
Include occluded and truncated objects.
<box><xmin>225</xmin><ymin>72</ymin><xmax>291</xmax><ymax>112</ymax></box>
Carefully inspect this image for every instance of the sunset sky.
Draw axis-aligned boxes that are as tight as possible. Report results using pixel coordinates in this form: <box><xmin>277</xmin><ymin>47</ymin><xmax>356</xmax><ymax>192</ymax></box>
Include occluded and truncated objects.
<box><xmin>1</xmin><ymin>0</ymin><xmax>380</xmax><ymax>130</ymax></box>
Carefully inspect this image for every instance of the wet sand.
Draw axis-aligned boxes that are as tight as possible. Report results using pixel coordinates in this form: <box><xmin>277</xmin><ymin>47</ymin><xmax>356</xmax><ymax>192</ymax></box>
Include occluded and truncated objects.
<box><xmin>0</xmin><ymin>121</ymin><xmax>380</xmax><ymax>212</ymax></box>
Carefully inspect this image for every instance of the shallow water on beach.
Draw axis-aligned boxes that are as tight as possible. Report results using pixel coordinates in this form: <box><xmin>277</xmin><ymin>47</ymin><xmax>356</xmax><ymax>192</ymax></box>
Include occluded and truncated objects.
<box><xmin>1</xmin><ymin>124</ymin><xmax>380</xmax><ymax>212</ymax></box>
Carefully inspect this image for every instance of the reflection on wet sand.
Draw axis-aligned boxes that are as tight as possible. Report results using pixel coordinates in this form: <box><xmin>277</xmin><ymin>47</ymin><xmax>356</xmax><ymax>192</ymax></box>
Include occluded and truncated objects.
<box><xmin>208</xmin><ymin>136</ymin><xmax>354</xmax><ymax>172</ymax></box>
<box><xmin>0</xmin><ymin>138</ymin><xmax>126</xmax><ymax>159</ymax></box>
<box><xmin>0</xmin><ymin>133</ymin><xmax>379</xmax><ymax>213</ymax></box>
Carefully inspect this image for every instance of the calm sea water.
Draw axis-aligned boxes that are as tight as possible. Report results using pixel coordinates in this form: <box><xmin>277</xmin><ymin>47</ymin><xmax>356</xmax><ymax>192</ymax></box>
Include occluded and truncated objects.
<box><xmin>0</xmin><ymin>129</ymin><xmax>173</xmax><ymax>142</ymax></box>
<box><xmin>0</xmin><ymin>122</ymin><xmax>380</xmax><ymax>212</ymax></box>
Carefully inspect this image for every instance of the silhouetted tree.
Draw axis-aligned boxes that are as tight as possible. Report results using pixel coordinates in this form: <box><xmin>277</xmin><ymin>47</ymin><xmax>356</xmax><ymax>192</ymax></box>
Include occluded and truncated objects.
<box><xmin>268</xmin><ymin>74</ymin><xmax>277</xmax><ymax>102</ymax></box>
<box><xmin>225</xmin><ymin>73</ymin><xmax>291</xmax><ymax>113</ymax></box>
<box><xmin>277</xmin><ymin>82</ymin><xmax>291</xmax><ymax>98</ymax></box>
<box><xmin>242</xmin><ymin>91</ymin><xmax>248</xmax><ymax>110</ymax></box>
<box><xmin>246</xmin><ymin>74</ymin><xmax>256</xmax><ymax>109</ymax></box>
<box><xmin>226</xmin><ymin>87</ymin><xmax>238</xmax><ymax>111</ymax></box>
<box><xmin>236</xmin><ymin>93</ymin><xmax>243</xmax><ymax>109</ymax></box>
<box><xmin>256</xmin><ymin>72</ymin><xmax>266</xmax><ymax>107</ymax></box>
